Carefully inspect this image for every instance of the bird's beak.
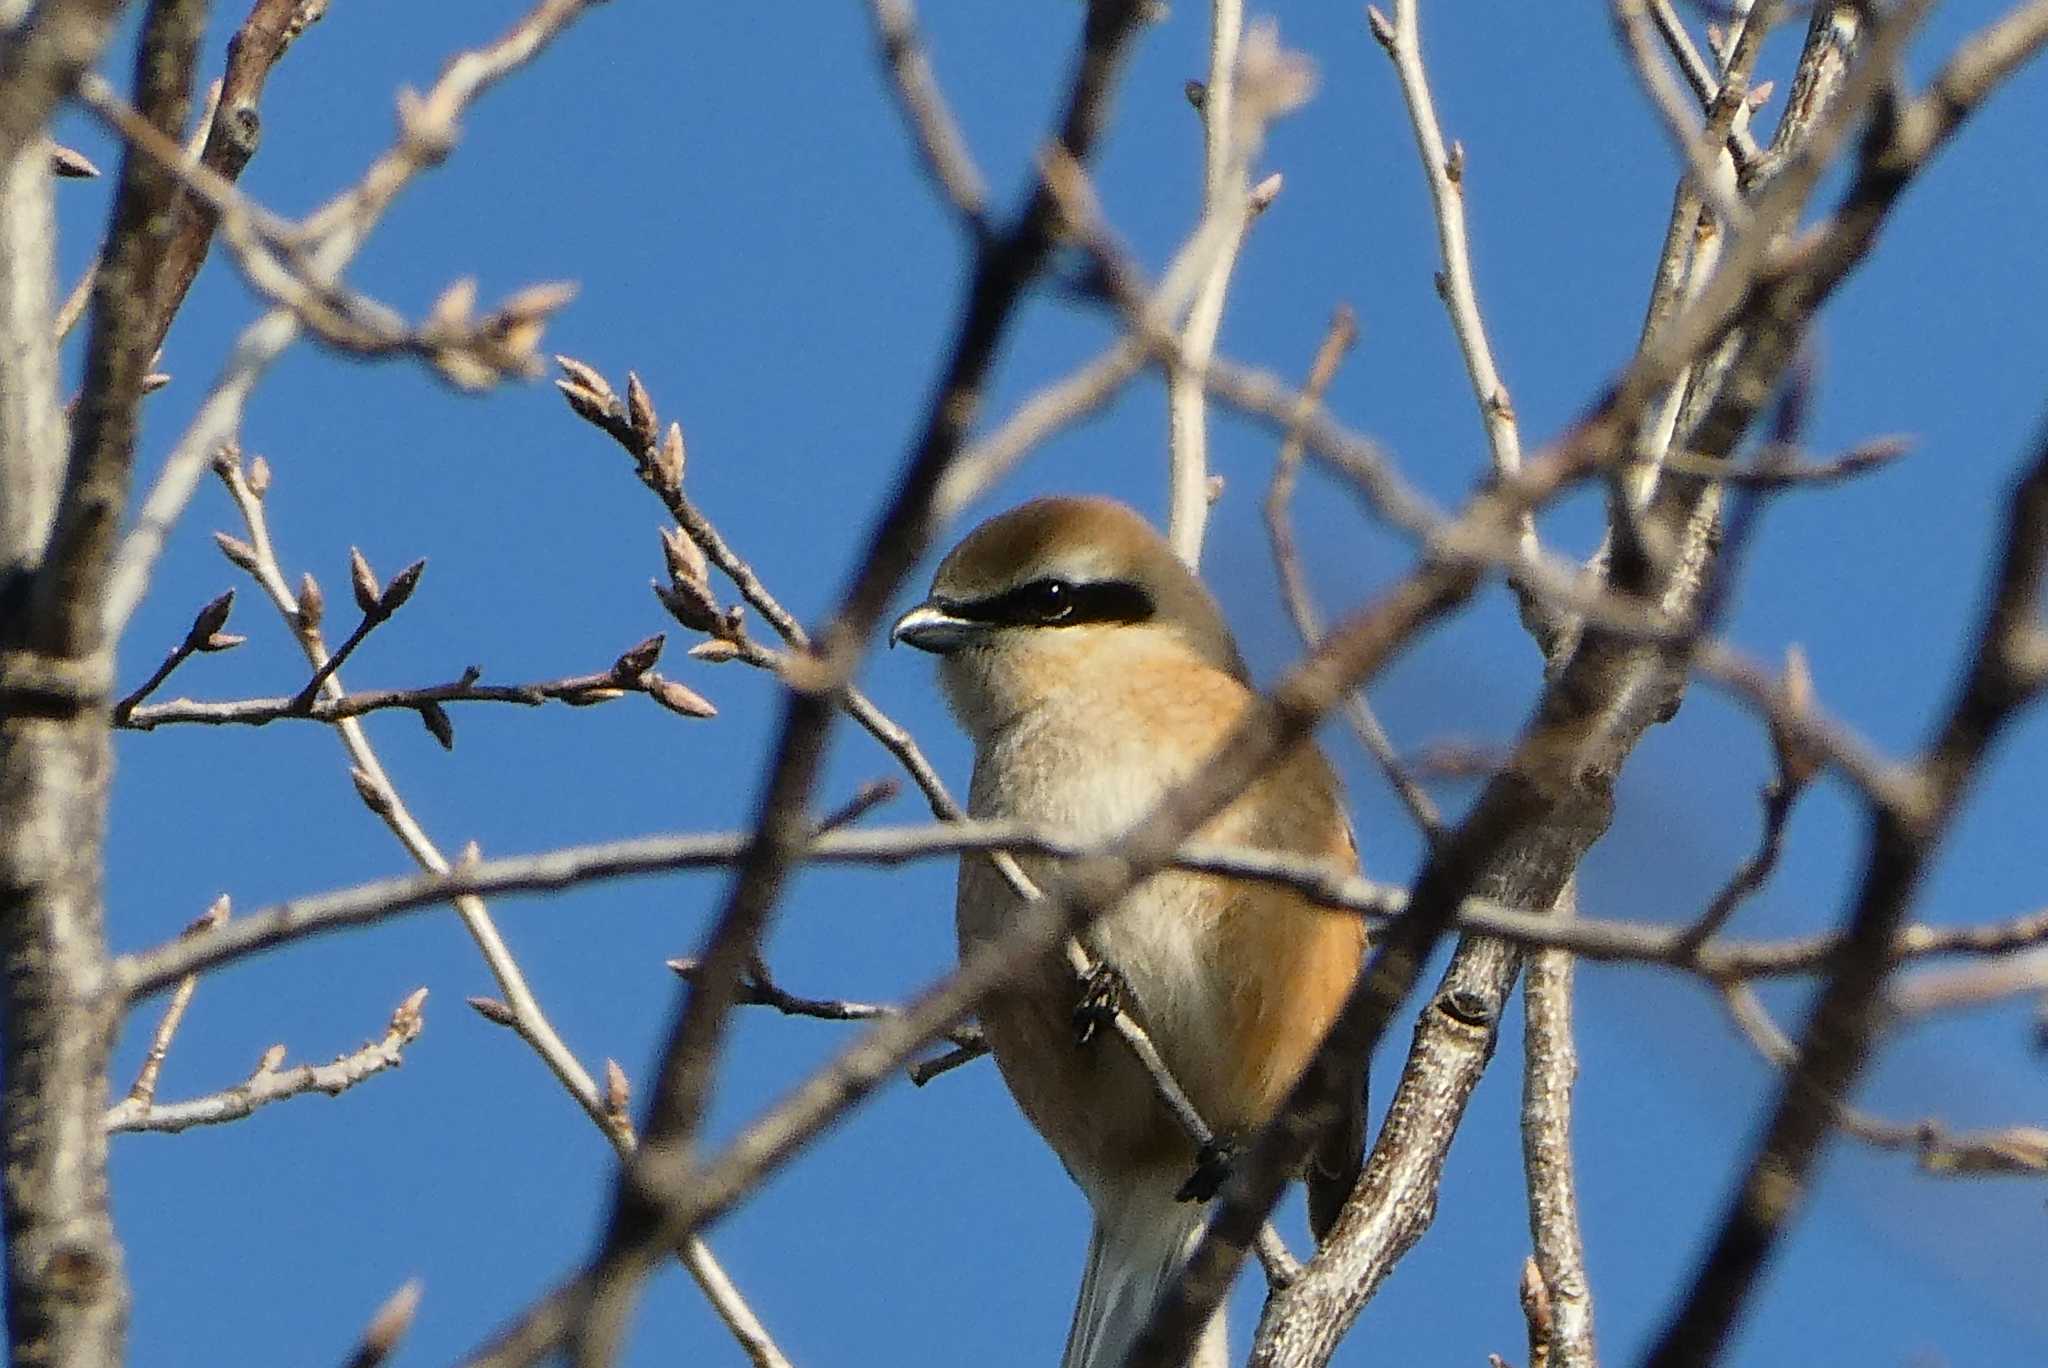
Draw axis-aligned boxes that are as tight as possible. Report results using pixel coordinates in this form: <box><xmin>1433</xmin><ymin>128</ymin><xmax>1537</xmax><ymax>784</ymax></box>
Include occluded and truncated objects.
<box><xmin>890</xmin><ymin>599</ymin><xmax>979</xmax><ymax>654</ymax></box>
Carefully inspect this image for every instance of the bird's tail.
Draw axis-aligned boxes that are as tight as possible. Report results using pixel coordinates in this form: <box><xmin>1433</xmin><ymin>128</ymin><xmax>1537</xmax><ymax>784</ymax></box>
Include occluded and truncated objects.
<box><xmin>1062</xmin><ymin>1174</ymin><xmax>1226</xmax><ymax>1368</ymax></box>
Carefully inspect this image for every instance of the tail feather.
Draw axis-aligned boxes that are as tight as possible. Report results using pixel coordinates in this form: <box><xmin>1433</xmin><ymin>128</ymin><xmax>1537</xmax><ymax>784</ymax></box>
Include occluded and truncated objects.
<box><xmin>1062</xmin><ymin>1179</ymin><xmax>1226</xmax><ymax>1368</ymax></box>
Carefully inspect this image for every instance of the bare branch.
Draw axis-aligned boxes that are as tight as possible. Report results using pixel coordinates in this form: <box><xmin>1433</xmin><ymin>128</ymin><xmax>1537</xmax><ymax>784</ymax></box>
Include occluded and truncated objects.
<box><xmin>1519</xmin><ymin>888</ymin><xmax>1595</xmax><ymax>1368</ymax></box>
<box><xmin>109</xmin><ymin>588</ymin><xmax>241</xmax><ymax>721</ymax></box>
<box><xmin>1368</xmin><ymin>0</ymin><xmax>1531</xmax><ymax>525</ymax></box>
<box><xmin>122</xmin><ymin>895</ymin><xmax>230</xmax><ymax>1110</ymax></box>
<box><xmin>669</xmin><ymin>956</ymin><xmax>985</xmax><ymax>1055</ymax></box>
<box><xmin>1163</xmin><ymin>0</ymin><xmax>1250</xmax><ymax>565</ymax></box>
<box><xmin>103</xmin><ymin>989</ymin><xmax>427</xmax><ymax>1135</ymax></box>
<box><xmin>1887</xmin><ymin>945</ymin><xmax>2048</xmax><ymax>1018</ymax></box>
<box><xmin>78</xmin><ymin>72</ymin><xmax>574</xmax><ymax>387</ymax></box>
<box><xmin>1262</xmin><ymin>304</ymin><xmax>1442</xmax><ymax>838</ymax></box>
<box><xmin>864</xmin><ymin>0</ymin><xmax>988</xmax><ymax>229</ymax></box>
<box><xmin>145</xmin><ymin>0</ymin><xmax>334</xmax><ymax>365</ymax></box>
<box><xmin>1645</xmin><ymin>0</ymin><xmax>1763</xmax><ymax>170</ymax></box>
<box><xmin>118</xmin><ymin>655</ymin><xmax>718</xmax><ymax>734</ymax></box>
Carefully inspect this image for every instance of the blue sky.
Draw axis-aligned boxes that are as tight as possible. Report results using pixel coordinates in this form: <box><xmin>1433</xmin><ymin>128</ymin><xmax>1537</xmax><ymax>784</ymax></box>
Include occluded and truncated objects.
<box><xmin>46</xmin><ymin>0</ymin><xmax>2048</xmax><ymax>1364</ymax></box>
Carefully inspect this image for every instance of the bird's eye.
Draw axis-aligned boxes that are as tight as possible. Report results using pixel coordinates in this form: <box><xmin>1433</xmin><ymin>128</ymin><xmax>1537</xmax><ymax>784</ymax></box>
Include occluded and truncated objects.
<box><xmin>1022</xmin><ymin>578</ymin><xmax>1073</xmax><ymax>623</ymax></box>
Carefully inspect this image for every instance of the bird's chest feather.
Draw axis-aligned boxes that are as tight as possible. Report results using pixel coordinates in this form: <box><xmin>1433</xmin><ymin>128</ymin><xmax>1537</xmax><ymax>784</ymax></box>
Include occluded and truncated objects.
<box><xmin>964</xmin><ymin>709</ymin><xmax>1233</xmax><ymax>1059</ymax></box>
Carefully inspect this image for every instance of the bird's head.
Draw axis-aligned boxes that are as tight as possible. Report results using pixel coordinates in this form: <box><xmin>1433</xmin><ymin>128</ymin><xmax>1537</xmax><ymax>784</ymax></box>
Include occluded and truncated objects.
<box><xmin>891</xmin><ymin>496</ymin><xmax>1245</xmax><ymax>737</ymax></box>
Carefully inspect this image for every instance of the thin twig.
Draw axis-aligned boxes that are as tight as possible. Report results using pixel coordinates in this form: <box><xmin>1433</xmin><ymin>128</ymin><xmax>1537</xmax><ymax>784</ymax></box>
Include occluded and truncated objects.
<box><xmin>104</xmin><ymin>989</ymin><xmax>426</xmax><ymax>1135</ymax></box>
<box><xmin>110</xmin><ymin>588</ymin><xmax>241</xmax><ymax>722</ymax></box>
<box><xmin>1645</xmin><ymin>0</ymin><xmax>1763</xmax><ymax>169</ymax></box>
<box><xmin>118</xmin><ymin>659</ymin><xmax>718</xmax><ymax>733</ymax></box>
<box><xmin>1673</xmin><ymin>644</ymin><xmax>1815</xmax><ymax>956</ymax></box>
<box><xmin>122</xmin><ymin>896</ymin><xmax>230</xmax><ymax>1109</ymax></box>
<box><xmin>864</xmin><ymin>0</ymin><xmax>988</xmax><ymax>230</ymax></box>
<box><xmin>1887</xmin><ymin>945</ymin><xmax>2048</xmax><ymax>1019</ymax></box>
<box><xmin>1609</xmin><ymin>0</ymin><xmax>1754</xmax><ymax>231</ymax></box>
<box><xmin>80</xmin><ymin>72</ymin><xmax>574</xmax><ymax>386</ymax></box>
<box><xmin>1262</xmin><ymin>304</ymin><xmax>1442</xmax><ymax>838</ymax></box>
<box><xmin>1367</xmin><ymin>2</ymin><xmax>1528</xmax><ymax>498</ymax></box>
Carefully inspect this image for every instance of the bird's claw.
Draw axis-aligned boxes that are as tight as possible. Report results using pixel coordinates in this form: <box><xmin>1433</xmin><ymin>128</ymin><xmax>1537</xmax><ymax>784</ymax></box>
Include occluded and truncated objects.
<box><xmin>1176</xmin><ymin>1134</ymin><xmax>1244</xmax><ymax>1204</ymax></box>
<box><xmin>1072</xmin><ymin>962</ymin><xmax>1127</xmax><ymax>1047</ymax></box>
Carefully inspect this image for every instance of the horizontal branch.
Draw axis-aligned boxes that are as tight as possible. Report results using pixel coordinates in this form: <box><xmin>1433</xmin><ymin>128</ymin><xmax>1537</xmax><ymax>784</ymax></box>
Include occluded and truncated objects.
<box><xmin>116</xmin><ymin>660</ymin><xmax>716</xmax><ymax>732</ymax></box>
<box><xmin>113</xmin><ymin>819</ymin><xmax>2048</xmax><ymax>1003</ymax></box>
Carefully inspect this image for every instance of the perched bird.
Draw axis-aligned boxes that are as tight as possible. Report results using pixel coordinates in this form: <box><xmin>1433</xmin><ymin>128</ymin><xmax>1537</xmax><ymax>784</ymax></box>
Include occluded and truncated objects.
<box><xmin>891</xmin><ymin>496</ymin><xmax>1367</xmax><ymax>1368</ymax></box>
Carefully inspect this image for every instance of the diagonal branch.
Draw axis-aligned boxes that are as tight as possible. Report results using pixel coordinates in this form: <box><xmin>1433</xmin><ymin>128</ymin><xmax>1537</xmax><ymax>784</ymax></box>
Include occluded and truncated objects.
<box><xmin>103</xmin><ymin>989</ymin><xmax>426</xmax><ymax>1135</ymax></box>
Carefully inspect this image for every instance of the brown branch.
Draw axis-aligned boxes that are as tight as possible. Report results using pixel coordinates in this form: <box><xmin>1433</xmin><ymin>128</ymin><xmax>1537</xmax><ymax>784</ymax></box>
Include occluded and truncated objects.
<box><xmin>103</xmin><ymin>989</ymin><xmax>426</xmax><ymax>1135</ymax></box>
<box><xmin>1658</xmin><ymin>433</ymin><xmax>1909</xmax><ymax>486</ymax></box>
<box><xmin>78</xmin><ymin>73</ymin><xmax>574</xmax><ymax>387</ymax></box>
<box><xmin>283</xmin><ymin>550</ymin><xmax>422</xmax><ymax>711</ymax></box>
<box><xmin>1263</xmin><ymin>304</ymin><xmax>1443</xmax><ymax>838</ymax></box>
<box><xmin>1673</xmin><ymin>644</ymin><xmax>1817</xmax><ymax>955</ymax></box>
<box><xmin>121</xmin><ymin>895</ymin><xmax>230</xmax><ymax>1110</ymax></box>
<box><xmin>863</xmin><ymin>0</ymin><xmax>988</xmax><ymax>229</ymax></box>
<box><xmin>147</xmin><ymin>0</ymin><xmax>329</xmax><ymax>364</ymax></box>
<box><xmin>668</xmin><ymin>956</ymin><xmax>986</xmax><ymax>1055</ymax></box>
<box><xmin>907</xmin><ymin>1040</ymin><xmax>988</xmax><ymax>1085</ymax></box>
<box><xmin>120</xmin><ymin>651</ymin><xmax>717</xmax><ymax>735</ymax></box>
<box><xmin>109</xmin><ymin>587</ymin><xmax>241</xmax><ymax>721</ymax></box>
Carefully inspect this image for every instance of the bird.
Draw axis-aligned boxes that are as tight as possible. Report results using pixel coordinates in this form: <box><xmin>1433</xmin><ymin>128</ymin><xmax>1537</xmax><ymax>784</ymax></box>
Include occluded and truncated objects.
<box><xmin>891</xmin><ymin>495</ymin><xmax>1367</xmax><ymax>1368</ymax></box>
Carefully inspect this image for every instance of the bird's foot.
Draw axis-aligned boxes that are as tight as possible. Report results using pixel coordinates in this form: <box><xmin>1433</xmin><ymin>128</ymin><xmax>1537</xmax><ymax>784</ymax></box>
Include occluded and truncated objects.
<box><xmin>1072</xmin><ymin>961</ymin><xmax>1127</xmax><ymax>1047</ymax></box>
<box><xmin>1177</xmin><ymin>1134</ymin><xmax>1245</xmax><ymax>1204</ymax></box>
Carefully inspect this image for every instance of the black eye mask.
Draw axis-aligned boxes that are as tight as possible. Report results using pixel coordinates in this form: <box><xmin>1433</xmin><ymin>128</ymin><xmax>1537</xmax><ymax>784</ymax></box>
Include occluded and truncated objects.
<box><xmin>944</xmin><ymin>577</ymin><xmax>1156</xmax><ymax>628</ymax></box>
